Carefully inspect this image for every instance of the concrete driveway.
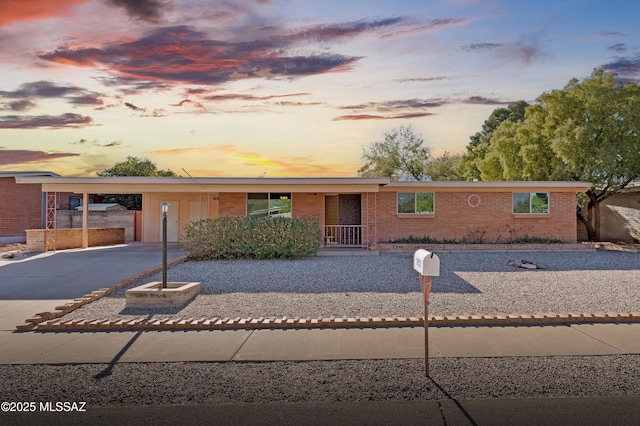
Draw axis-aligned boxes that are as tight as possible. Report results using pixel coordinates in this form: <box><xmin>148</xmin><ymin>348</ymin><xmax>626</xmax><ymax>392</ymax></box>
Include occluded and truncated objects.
<box><xmin>0</xmin><ymin>243</ymin><xmax>185</xmax><ymax>329</ymax></box>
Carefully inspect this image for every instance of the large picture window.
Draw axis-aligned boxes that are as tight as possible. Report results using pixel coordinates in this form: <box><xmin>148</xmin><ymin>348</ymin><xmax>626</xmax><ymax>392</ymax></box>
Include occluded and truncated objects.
<box><xmin>247</xmin><ymin>193</ymin><xmax>292</xmax><ymax>217</ymax></box>
<box><xmin>397</xmin><ymin>192</ymin><xmax>434</xmax><ymax>214</ymax></box>
<box><xmin>513</xmin><ymin>192</ymin><xmax>549</xmax><ymax>214</ymax></box>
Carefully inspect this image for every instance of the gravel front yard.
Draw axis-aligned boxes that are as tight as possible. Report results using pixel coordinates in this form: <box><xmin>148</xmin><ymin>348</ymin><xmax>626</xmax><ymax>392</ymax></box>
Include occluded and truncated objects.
<box><xmin>64</xmin><ymin>250</ymin><xmax>640</xmax><ymax>320</ymax></box>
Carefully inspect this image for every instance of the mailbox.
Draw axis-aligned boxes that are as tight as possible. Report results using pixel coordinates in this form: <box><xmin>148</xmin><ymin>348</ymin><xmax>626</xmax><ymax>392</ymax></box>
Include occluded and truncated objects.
<box><xmin>413</xmin><ymin>249</ymin><xmax>440</xmax><ymax>276</ymax></box>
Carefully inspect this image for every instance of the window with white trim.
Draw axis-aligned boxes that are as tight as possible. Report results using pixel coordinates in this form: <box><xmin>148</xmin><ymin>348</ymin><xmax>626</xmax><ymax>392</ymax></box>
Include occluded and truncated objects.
<box><xmin>397</xmin><ymin>192</ymin><xmax>434</xmax><ymax>214</ymax></box>
<box><xmin>512</xmin><ymin>192</ymin><xmax>549</xmax><ymax>214</ymax></box>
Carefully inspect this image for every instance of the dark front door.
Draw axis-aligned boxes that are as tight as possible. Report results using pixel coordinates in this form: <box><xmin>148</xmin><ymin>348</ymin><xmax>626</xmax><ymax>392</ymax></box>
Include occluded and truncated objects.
<box><xmin>338</xmin><ymin>194</ymin><xmax>361</xmax><ymax>226</ymax></box>
<box><xmin>324</xmin><ymin>194</ymin><xmax>363</xmax><ymax>246</ymax></box>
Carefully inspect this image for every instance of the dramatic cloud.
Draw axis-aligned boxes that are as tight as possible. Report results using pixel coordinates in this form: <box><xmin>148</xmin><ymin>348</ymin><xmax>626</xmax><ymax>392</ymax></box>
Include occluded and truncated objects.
<box><xmin>202</xmin><ymin>92</ymin><xmax>311</xmax><ymax>103</ymax></box>
<box><xmin>0</xmin><ymin>0</ymin><xmax>89</xmax><ymax>26</ymax></box>
<box><xmin>124</xmin><ymin>102</ymin><xmax>143</xmax><ymax>111</ymax></box>
<box><xmin>170</xmin><ymin>99</ymin><xmax>207</xmax><ymax>112</ymax></box>
<box><xmin>332</xmin><ymin>112</ymin><xmax>433</xmax><ymax>121</ymax></box>
<box><xmin>394</xmin><ymin>76</ymin><xmax>449</xmax><ymax>83</ymax></box>
<box><xmin>2</xmin><ymin>100</ymin><xmax>36</xmax><ymax>112</ymax></box>
<box><xmin>461</xmin><ymin>42</ymin><xmax>502</xmax><ymax>52</ymax></box>
<box><xmin>341</xmin><ymin>99</ymin><xmax>445</xmax><ymax>111</ymax></box>
<box><xmin>607</xmin><ymin>43</ymin><xmax>627</xmax><ymax>52</ymax></box>
<box><xmin>104</xmin><ymin>0</ymin><xmax>166</xmax><ymax>23</ymax></box>
<box><xmin>604</xmin><ymin>55</ymin><xmax>640</xmax><ymax>82</ymax></box>
<box><xmin>0</xmin><ymin>81</ymin><xmax>104</xmax><ymax>107</ymax></box>
<box><xmin>378</xmin><ymin>17</ymin><xmax>475</xmax><ymax>38</ymax></box>
<box><xmin>461</xmin><ymin>40</ymin><xmax>542</xmax><ymax>63</ymax></box>
<box><xmin>461</xmin><ymin>96</ymin><xmax>511</xmax><ymax>105</ymax></box>
<box><xmin>69</xmin><ymin>138</ymin><xmax>122</xmax><ymax>147</ymax></box>
<box><xmin>592</xmin><ymin>31</ymin><xmax>626</xmax><ymax>38</ymax></box>
<box><xmin>0</xmin><ymin>148</ymin><xmax>79</xmax><ymax>165</ymax></box>
<box><xmin>0</xmin><ymin>113</ymin><xmax>93</xmax><ymax>129</ymax></box>
<box><xmin>334</xmin><ymin>98</ymin><xmax>444</xmax><ymax>120</ymax></box>
<box><xmin>38</xmin><ymin>18</ymin><xmax>421</xmax><ymax>86</ymax></box>
<box><xmin>333</xmin><ymin>94</ymin><xmax>511</xmax><ymax>121</ymax></box>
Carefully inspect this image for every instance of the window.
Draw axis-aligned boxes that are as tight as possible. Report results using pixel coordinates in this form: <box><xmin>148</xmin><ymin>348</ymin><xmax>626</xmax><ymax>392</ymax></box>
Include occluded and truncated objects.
<box><xmin>397</xmin><ymin>192</ymin><xmax>434</xmax><ymax>214</ymax></box>
<box><xmin>513</xmin><ymin>192</ymin><xmax>549</xmax><ymax>214</ymax></box>
<box><xmin>247</xmin><ymin>193</ymin><xmax>292</xmax><ymax>217</ymax></box>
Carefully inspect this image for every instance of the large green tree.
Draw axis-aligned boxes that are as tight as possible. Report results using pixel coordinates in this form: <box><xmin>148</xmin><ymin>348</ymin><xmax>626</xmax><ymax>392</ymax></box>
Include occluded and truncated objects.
<box><xmin>465</xmin><ymin>69</ymin><xmax>640</xmax><ymax>241</ymax></box>
<box><xmin>97</xmin><ymin>156</ymin><xmax>177</xmax><ymax>210</ymax></box>
<box><xmin>358</xmin><ymin>125</ymin><xmax>431</xmax><ymax>181</ymax></box>
<box><xmin>458</xmin><ymin>100</ymin><xmax>529</xmax><ymax>180</ymax></box>
<box><xmin>423</xmin><ymin>151</ymin><xmax>463</xmax><ymax>181</ymax></box>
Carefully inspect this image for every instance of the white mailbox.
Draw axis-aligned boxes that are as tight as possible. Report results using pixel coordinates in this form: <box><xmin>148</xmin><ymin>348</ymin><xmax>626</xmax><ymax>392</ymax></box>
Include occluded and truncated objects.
<box><xmin>413</xmin><ymin>249</ymin><xmax>440</xmax><ymax>276</ymax></box>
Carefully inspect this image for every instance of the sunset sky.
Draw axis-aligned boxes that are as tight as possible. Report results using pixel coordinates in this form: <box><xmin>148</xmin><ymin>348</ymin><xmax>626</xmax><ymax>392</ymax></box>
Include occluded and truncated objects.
<box><xmin>1</xmin><ymin>0</ymin><xmax>639</xmax><ymax>177</ymax></box>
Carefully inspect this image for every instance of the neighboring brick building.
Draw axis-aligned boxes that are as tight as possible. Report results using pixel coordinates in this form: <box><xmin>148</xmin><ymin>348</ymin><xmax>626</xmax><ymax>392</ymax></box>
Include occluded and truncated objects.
<box><xmin>16</xmin><ymin>176</ymin><xmax>591</xmax><ymax>248</ymax></box>
<box><xmin>0</xmin><ymin>171</ymin><xmax>99</xmax><ymax>244</ymax></box>
<box><xmin>0</xmin><ymin>172</ymin><xmax>56</xmax><ymax>244</ymax></box>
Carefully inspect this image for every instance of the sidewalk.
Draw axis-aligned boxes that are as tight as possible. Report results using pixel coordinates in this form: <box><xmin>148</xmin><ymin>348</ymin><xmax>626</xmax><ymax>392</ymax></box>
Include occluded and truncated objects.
<box><xmin>2</xmin><ymin>322</ymin><xmax>640</xmax><ymax>364</ymax></box>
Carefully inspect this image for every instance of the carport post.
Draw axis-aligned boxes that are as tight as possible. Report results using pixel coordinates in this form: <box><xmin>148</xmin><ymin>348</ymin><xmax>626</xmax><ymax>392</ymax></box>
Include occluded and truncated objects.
<box><xmin>82</xmin><ymin>192</ymin><xmax>89</xmax><ymax>248</ymax></box>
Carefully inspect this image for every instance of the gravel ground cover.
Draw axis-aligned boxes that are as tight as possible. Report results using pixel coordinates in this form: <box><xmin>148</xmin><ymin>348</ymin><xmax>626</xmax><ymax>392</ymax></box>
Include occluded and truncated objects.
<box><xmin>63</xmin><ymin>250</ymin><xmax>640</xmax><ymax>320</ymax></box>
<box><xmin>1</xmin><ymin>355</ymin><xmax>639</xmax><ymax>405</ymax></box>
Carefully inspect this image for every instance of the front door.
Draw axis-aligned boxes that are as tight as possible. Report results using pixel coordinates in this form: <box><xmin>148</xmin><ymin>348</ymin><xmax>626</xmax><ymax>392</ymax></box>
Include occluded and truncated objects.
<box><xmin>324</xmin><ymin>194</ymin><xmax>362</xmax><ymax>245</ymax></box>
<box><xmin>160</xmin><ymin>201</ymin><xmax>179</xmax><ymax>242</ymax></box>
<box><xmin>338</xmin><ymin>194</ymin><xmax>361</xmax><ymax>226</ymax></box>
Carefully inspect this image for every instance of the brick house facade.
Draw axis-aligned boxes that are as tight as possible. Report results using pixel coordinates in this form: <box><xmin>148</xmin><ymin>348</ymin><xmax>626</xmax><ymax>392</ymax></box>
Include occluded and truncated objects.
<box><xmin>0</xmin><ymin>172</ymin><xmax>100</xmax><ymax>244</ymax></box>
<box><xmin>15</xmin><ymin>176</ymin><xmax>590</xmax><ymax>249</ymax></box>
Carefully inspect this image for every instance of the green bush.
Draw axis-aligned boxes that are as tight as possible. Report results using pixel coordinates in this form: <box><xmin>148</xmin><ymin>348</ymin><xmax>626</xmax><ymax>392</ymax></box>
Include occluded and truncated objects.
<box><xmin>184</xmin><ymin>216</ymin><xmax>322</xmax><ymax>260</ymax></box>
<box><xmin>385</xmin><ymin>234</ymin><xmax>562</xmax><ymax>244</ymax></box>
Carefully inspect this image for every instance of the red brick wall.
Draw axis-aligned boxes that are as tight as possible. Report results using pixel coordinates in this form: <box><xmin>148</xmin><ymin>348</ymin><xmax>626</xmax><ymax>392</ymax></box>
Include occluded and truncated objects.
<box><xmin>291</xmin><ymin>193</ymin><xmax>323</xmax><ymax>223</ymax></box>
<box><xmin>0</xmin><ymin>177</ymin><xmax>43</xmax><ymax>237</ymax></box>
<box><xmin>26</xmin><ymin>228</ymin><xmax>125</xmax><ymax>251</ymax></box>
<box><xmin>375</xmin><ymin>191</ymin><xmax>578</xmax><ymax>243</ymax></box>
<box><xmin>208</xmin><ymin>189</ymin><xmax>579</xmax><ymax>244</ymax></box>
<box><xmin>218</xmin><ymin>193</ymin><xmax>246</xmax><ymax>216</ymax></box>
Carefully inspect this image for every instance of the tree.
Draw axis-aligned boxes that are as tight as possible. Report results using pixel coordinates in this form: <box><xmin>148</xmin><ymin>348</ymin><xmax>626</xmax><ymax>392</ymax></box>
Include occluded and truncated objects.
<box><xmin>424</xmin><ymin>151</ymin><xmax>463</xmax><ymax>181</ymax></box>
<box><xmin>358</xmin><ymin>125</ymin><xmax>431</xmax><ymax>180</ymax></box>
<box><xmin>97</xmin><ymin>156</ymin><xmax>177</xmax><ymax>209</ymax></box>
<box><xmin>458</xmin><ymin>100</ymin><xmax>529</xmax><ymax>180</ymax></box>
<box><xmin>98</xmin><ymin>156</ymin><xmax>176</xmax><ymax>177</ymax></box>
<box><xmin>465</xmin><ymin>69</ymin><xmax>640</xmax><ymax>241</ymax></box>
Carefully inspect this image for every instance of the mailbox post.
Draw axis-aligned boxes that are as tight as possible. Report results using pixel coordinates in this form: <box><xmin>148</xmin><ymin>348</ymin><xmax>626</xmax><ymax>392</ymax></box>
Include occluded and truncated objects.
<box><xmin>413</xmin><ymin>249</ymin><xmax>440</xmax><ymax>377</ymax></box>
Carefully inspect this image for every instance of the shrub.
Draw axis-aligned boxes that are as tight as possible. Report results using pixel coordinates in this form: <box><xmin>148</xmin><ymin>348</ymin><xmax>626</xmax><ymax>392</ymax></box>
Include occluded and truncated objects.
<box><xmin>184</xmin><ymin>216</ymin><xmax>322</xmax><ymax>260</ymax></box>
<box><xmin>385</xmin><ymin>234</ymin><xmax>562</xmax><ymax>244</ymax></box>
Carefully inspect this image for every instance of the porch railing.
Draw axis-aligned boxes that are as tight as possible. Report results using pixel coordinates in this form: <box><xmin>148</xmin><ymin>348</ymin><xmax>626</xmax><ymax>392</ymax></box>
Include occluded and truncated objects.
<box><xmin>323</xmin><ymin>225</ymin><xmax>365</xmax><ymax>247</ymax></box>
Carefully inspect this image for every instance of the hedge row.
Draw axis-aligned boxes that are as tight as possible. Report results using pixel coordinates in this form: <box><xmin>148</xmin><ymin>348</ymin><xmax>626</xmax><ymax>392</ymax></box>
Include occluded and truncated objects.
<box><xmin>184</xmin><ymin>216</ymin><xmax>322</xmax><ymax>260</ymax></box>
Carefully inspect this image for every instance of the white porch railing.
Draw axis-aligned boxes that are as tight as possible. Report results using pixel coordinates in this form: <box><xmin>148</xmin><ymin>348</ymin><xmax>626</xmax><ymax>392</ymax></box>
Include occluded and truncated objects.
<box><xmin>323</xmin><ymin>225</ymin><xmax>365</xmax><ymax>247</ymax></box>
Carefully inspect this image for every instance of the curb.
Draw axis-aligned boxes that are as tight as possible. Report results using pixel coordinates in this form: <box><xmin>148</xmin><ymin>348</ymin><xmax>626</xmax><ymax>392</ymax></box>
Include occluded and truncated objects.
<box><xmin>31</xmin><ymin>311</ymin><xmax>640</xmax><ymax>332</ymax></box>
<box><xmin>15</xmin><ymin>255</ymin><xmax>189</xmax><ymax>331</ymax></box>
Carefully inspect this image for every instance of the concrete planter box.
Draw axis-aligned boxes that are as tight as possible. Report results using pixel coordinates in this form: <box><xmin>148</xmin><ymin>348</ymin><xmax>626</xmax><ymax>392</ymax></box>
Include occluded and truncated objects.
<box><xmin>125</xmin><ymin>281</ymin><xmax>202</xmax><ymax>308</ymax></box>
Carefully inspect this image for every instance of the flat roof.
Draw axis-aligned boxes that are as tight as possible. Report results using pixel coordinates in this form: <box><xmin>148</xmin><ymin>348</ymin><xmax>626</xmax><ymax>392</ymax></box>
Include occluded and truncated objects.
<box><xmin>0</xmin><ymin>171</ymin><xmax>59</xmax><ymax>178</ymax></box>
<box><xmin>14</xmin><ymin>176</ymin><xmax>390</xmax><ymax>194</ymax></box>
<box><xmin>384</xmin><ymin>180</ymin><xmax>592</xmax><ymax>192</ymax></box>
<box><xmin>14</xmin><ymin>175</ymin><xmax>592</xmax><ymax>193</ymax></box>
